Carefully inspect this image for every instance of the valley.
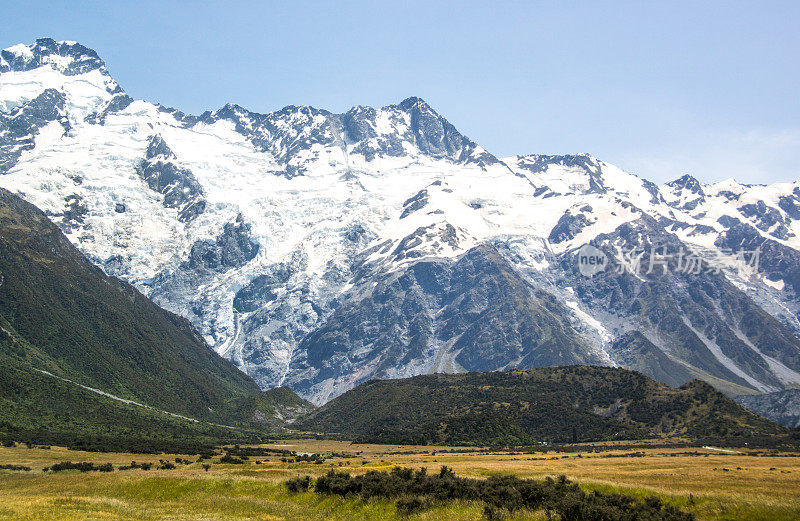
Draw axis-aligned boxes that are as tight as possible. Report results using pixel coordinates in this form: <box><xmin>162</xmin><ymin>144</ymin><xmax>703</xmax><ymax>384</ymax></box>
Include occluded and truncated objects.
<box><xmin>1</xmin><ymin>32</ymin><xmax>799</xmax><ymax>521</ymax></box>
<box><xmin>1</xmin><ymin>440</ymin><xmax>799</xmax><ymax>520</ymax></box>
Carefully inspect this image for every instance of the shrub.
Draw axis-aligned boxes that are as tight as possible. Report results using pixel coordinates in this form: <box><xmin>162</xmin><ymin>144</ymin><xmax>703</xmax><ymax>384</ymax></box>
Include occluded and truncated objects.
<box><xmin>219</xmin><ymin>454</ymin><xmax>246</xmax><ymax>464</ymax></box>
<box><xmin>299</xmin><ymin>466</ymin><xmax>694</xmax><ymax>520</ymax></box>
<box><xmin>119</xmin><ymin>461</ymin><xmax>153</xmax><ymax>471</ymax></box>
<box><xmin>0</xmin><ymin>464</ymin><xmax>31</xmax><ymax>471</ymax></box>
<box><xmin>158</xmin><ymin>459</ymin><xmax>175</xmax><ymax>470</ymax></box>
<box><xmin>46</xmin><ymin>461</ymin><xmax>113</xmax><ymax>472</ymax></box>
<box><xmin>286</xmin><ymin>476</ymin><xmax>312</xmax><ymax>493</ymax></box>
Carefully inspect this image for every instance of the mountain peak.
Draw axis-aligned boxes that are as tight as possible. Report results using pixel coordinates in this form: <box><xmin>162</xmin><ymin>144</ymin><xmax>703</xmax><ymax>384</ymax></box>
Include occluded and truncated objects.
<box><xmin>0</xmin><ymin>38</ymin><xmax>106</xmax><ymax>76</ymax></box>
<box><xmin>667</xmin><ymin>173</ymin><xmax>704</xmax><ymax>194</ymax></box>
<box><xmin>398</xmin><ymin>95</ymin><xmax>427</xmax><ymax>105</ymax></box>
<box><xmin>396</xmin><ymin>96</ymin><xmax>435</xmax><ymax>113</ymax></box>
<box><xmin>215</xmin><ymin>102</ymin><xmax>249</xmax><ymax>117</ymax></box>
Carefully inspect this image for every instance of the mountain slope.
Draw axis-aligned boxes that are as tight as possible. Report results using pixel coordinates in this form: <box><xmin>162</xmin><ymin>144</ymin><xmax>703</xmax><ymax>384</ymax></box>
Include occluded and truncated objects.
<box><xmin>229</xmin><ymin>386</ymin><xmax>315</xmax><ymax>427</ymax></box>
<box><xmin>288</xmin><ymin>244</ymin><xmax>607</xmax><ymax>401</ymax></box>
<box><xmin>0</xmin><ymin>187</ymin><xmax>302</xmax><ymax>435</ymax></box>
<box><xmin>0</xmin><ymin>352</ymin><xmax>258</xmax><ymax>452</ymax></box>
<box><xmin>735</xmin><ymin>389</ymin><xmax>800</xmax><ymax>428</ymax></box>
<box><xmin>296</xmin><ymin>366</ymin><xmax>786</xmax><ymax>445</ymax></box>
<box><xmin>2</xmin><ymin>38</ymin><xmax>800</xmax><ymax>404</ymax></box>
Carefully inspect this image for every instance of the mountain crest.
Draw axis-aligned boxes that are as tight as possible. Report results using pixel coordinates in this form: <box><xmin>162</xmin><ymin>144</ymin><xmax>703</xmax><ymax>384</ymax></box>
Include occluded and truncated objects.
<box><xmin>191</xmin><ymin>95</ymin><xmax>500</xmax><ymax>173</ymax></box>
<box><xmin>3</xmin><ymin>38</ymin><xmax>800</xmax><ymax>406</ymax></box>
<box><xmin>0</xmin><ymin>38</ymin><xmax>106</xmax><ymax>76</ymax></box>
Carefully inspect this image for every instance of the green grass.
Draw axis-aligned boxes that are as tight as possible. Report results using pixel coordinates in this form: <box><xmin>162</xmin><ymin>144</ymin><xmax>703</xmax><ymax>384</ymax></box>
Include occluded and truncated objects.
<box><xmin>1</xmin><ymin>440</ymin><xmax>799</xmax><ymax>520</ymax></box>
<box><xmin>0</xmin><ymin>473</ymin><xmax>510</xmax><ymax>521</ymax></box>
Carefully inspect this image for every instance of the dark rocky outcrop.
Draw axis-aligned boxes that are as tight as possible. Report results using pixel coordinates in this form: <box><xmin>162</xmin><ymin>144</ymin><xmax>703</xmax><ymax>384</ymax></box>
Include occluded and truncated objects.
<box><xmin>185</xmin><ymin>214</ymin><xmax>260</xmax><ymax>272</ymax></box>
<box><xmin>0</xmin><ymin>89</ymin><xmax>70</xmax><ymax>173</ymax></box>
<box><xmin>136</xmin><ymin>135</ymin><xmax>206</xmax><ymax>222</ymax></box>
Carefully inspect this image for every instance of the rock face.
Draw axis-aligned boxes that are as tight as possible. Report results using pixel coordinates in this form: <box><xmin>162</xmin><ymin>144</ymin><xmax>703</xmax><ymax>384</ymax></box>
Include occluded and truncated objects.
<box><xmin>3</xmin><ymin>39</ymin><xmax>800</xmax><ymax>404</ymax></box>
<box><xmin>0</xmin><ymin>88</ymin><xmax>70</xmax><ymax>172</ymax></box>
<box><xmin>288</xmin><ymin>244</ymin><xmax>605</xmax><ymax>402</ymax></box>
<box><xmin>735</xmin><ymin>389</ymin><xmax>800</xmax><ymax>428</ymax></box>
<box><xmin>137</xmin><ymin>135</ymin><xmax>206</xmax><ymax>222</ymax></box>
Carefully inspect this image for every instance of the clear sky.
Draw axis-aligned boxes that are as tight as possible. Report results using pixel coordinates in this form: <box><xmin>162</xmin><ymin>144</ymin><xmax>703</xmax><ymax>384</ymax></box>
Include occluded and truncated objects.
<box><xmin>3</xmin><ymin>0</ymin><xmax>799</xmax><ymax>184</ymax></box>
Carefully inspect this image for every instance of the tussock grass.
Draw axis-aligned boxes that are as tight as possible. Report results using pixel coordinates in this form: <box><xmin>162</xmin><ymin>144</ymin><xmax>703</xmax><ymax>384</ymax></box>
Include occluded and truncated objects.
<box><xmin>1</xmin><ymin>440</ymin><xmax>798</xmax><ymax>520</ymax></box>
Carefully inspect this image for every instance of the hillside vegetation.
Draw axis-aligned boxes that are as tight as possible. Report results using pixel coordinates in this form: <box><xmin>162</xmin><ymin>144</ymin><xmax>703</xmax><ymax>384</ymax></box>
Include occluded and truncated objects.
<box><xmin>296</xmin><ymin>366</ymin><xmax>786</xmax><ymax>445</ymax></box>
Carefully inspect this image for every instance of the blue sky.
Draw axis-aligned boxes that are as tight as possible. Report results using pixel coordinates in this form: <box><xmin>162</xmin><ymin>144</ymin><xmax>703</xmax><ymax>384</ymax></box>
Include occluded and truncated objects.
<box><xmin>3</xmin><ymin>0</ymin><xmax>799</xmax><ymax>184</ymax></box>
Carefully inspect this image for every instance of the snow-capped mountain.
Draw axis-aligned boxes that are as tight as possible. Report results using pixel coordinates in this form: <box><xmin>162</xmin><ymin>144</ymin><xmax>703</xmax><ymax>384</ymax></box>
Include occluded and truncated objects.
<box><xmin>2</xmin><ymin>38</ymin><xmax>800</xmax><ymax>404</ymax></box>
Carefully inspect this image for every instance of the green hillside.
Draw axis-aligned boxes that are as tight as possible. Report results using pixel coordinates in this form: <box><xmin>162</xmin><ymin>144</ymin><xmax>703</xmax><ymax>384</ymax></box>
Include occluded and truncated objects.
<box><xmin>0</xmin><ymin>353</ymin><xmax>263</xmax><ymax>452</ymax></box>
<box><xmin>296</xmin><ymin>366</ymin><xmax>786</xmax><ymax>446</ymax></box>
<box><xmin>229</xmin><ymin>386</ymin><xmax>316</xmax><ymax>427</ymax></box>
<box><xmin>0</xmin><ymin>188</ymin><xmax>307</xmax><ymax>447</ymax></box>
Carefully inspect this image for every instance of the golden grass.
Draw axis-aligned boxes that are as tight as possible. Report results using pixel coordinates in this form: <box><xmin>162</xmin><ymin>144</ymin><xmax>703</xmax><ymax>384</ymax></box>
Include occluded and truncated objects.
<box><xmin>1</xmin><ymin>440</ymin><xmax>798</xmax><ymax>520</ymax></box>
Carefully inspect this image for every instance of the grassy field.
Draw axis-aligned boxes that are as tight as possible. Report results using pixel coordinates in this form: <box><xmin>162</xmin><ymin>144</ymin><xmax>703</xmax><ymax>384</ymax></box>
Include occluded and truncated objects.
<box><xmin>1</xmin><ymin>440</ymin><xmax>798</xmax><ymax>520</ymax></box>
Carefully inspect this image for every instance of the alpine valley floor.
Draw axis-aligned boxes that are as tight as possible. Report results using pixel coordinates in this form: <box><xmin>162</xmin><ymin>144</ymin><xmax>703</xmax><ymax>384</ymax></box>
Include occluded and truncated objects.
<box><xmin>1</xmin><ymin>440</ymin><xmax>799</xmax><ymax>521</ymax></box>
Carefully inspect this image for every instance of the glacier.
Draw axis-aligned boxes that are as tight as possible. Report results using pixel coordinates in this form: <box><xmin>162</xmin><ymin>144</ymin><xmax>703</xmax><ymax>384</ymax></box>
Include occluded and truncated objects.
<box><xmin>2</xmin><ymin>38</ymin><xmax>800</xmax><ymax>403</ymax></box>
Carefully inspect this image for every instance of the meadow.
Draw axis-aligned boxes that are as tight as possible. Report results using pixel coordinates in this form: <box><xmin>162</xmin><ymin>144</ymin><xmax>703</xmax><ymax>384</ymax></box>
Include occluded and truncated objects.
<box><xmin>0</xmin><ymin>440</ymin><xmax>798</xmax><ymax>520</ymax></box>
